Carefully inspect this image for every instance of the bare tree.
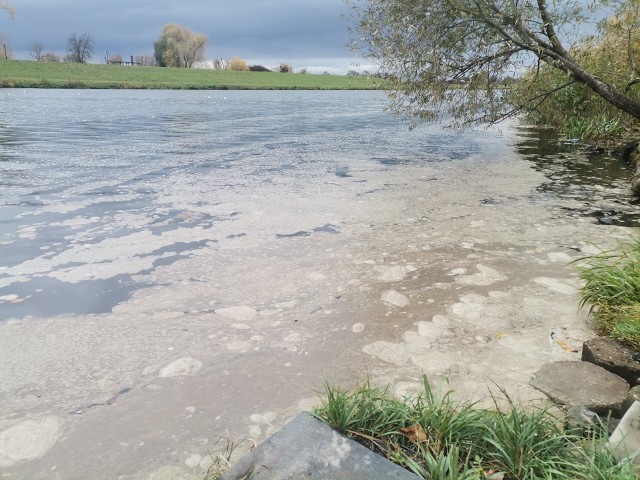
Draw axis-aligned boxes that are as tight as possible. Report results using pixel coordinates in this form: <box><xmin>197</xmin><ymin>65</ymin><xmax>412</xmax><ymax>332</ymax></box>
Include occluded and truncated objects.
<box><xmin>42</xmin><ymin>52</ymin><xmax>61</xmax><ymax>62</ymax></box>
<box><xmin>66</xmin><ymin>32</ymin><xmax>94</xmax><ymax>63</ymax></box>
<box><xmin>107</xmin><ymin>53</ymin><xmax>123</xmax><ymax>64</ymax></box>
<box><xmin>31</xmin><ymin>42</ymin><xmax>44</xmax><ymax>61</ymax></box>
<box><xmin>213</xmin><ymin>58</ymin><xmax>229</xmax><ymax>70</ymax></box>
<box><xmin>134</xmin><ymin>55</ymin><xmax>156</xmax><ymax>66</ymax></box>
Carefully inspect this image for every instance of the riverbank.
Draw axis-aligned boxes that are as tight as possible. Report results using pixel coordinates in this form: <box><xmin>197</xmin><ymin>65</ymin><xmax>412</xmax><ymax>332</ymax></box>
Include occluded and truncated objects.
<box><xmin>0</xmin><ymin>60</ymin><xmax>380</xmax><ymax>90</ymax></box>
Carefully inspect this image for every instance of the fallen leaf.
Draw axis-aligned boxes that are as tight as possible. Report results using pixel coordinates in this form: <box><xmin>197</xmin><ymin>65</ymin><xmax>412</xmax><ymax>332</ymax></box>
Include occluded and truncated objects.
<box><xmin>400</xmin><ymin>424</ymin><xmax>428</xmax><ymax>443</ymax></box>
<box><xmin>495</xmin><ymin>332</ymin><xmax>507</xmax><ymax>339</ymax></box>
<box><xmin>555</xmin><ymin>339</ymin><xmax>578</xmax><ymax>353</ymax></box>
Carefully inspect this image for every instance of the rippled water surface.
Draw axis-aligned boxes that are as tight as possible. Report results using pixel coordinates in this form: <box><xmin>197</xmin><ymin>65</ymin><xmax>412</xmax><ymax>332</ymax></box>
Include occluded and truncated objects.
<box><xmin>0</xmin><ymin>89</ymin><xmax>495</xmax><ymax>319</ymax></box>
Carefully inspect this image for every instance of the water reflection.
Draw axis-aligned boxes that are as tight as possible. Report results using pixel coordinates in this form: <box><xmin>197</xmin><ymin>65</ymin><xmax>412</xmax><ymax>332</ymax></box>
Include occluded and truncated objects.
<box><xmin>515</xmin><ymin>126</ymin><xmax>640</xmax><ymax>226</ymax></box>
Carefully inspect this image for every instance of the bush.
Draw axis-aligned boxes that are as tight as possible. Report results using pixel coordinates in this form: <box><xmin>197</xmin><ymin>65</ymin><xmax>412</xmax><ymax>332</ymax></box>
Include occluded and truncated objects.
<box><xmin>227</xmin><ymin>57</ymin><xmax>249</xmax><ymax>71</ymax></box>
<box><xmin>249</xmin><ymin>65</ymin><xmax>270</xmax><ymax>72</ymax></box>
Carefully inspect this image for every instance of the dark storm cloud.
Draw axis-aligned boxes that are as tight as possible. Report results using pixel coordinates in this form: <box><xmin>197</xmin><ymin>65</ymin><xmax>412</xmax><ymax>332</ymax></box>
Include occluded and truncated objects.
<box><xmin>1</xmin><ymin>0</ymin><xmax>357</xmax><ymax>70</ymax></box>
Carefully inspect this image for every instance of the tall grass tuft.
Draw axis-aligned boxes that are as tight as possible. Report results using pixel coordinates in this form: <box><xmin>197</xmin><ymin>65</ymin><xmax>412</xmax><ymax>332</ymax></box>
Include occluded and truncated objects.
<box><xmin>313</xmin><ymin>376</ymin><xmax>637</xmax><ymax>479</ymax></box>
<box><xmin>575</xmin><ymin>237</ymin><xmax>640</xmax><ymax>350</ymax></box>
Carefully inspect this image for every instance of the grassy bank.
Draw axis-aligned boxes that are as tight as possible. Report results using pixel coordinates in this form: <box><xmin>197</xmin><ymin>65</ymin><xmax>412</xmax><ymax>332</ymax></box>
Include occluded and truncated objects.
<box><xmin>576</xmin><ymin>237</ymin><xmax>640</xmax><ymax>350</ymax></box>
<box><xmin>0</xmin><ymin>60</ymin><xmax>381</xmax><ymax>90</ymax></box>
<box><xmin>313</xmin><ymin>377</ymin><xmax>637</xmax><ymax>479</ymax></box>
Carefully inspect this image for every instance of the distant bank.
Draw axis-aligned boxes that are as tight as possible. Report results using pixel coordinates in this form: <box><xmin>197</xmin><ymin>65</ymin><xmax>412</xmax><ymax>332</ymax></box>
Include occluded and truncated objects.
<box><xmin>0</xmin><ymin>60</ymin><xmax>381</xmax><ymax>90</ymax></box>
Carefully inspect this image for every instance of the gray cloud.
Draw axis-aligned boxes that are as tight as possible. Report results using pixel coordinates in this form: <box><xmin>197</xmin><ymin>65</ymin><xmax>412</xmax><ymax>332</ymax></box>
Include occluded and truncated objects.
<box><xmin>1</xmin><ymin>0</ymin><xmax>358</xmax><ymax>71</ymax></box>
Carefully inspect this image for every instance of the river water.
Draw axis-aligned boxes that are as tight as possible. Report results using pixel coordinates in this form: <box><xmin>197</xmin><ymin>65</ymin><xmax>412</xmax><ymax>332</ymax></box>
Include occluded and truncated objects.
<box><xmin>0</xmin><ymin>89</ymin><xmax>638</xmax><ymax>479</ymax></box>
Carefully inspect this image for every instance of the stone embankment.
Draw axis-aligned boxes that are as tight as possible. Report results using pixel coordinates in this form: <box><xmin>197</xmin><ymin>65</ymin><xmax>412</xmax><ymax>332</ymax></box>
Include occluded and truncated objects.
<box><xmin>531</xmin><ymin>336</ymin><xmax>640</xmax><ymax>465</ymax></box>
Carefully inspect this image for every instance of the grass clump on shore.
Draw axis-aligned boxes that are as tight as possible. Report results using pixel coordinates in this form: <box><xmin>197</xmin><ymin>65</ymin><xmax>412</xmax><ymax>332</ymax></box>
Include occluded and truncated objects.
<box><xmin>0</xmin><ymin>60</ymin><xmax>381</xmax><ymax>90</ymax></box>
<box><xmin>313</xmin><ymin>376</ymin><xmax>636</xmax><ymax>479</ymax></box>
<box><xmin>575</xmin><ymin>237</ymin><xmax>640</xmax><ymax>350</ymax></box>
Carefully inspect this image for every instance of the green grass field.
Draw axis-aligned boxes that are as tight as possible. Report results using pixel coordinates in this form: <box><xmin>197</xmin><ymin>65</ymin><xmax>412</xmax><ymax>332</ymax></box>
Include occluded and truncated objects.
<box><xmin>0</xmin><ymin>60</ymin><xmax>380</xmax><ymax>90</ymax></box>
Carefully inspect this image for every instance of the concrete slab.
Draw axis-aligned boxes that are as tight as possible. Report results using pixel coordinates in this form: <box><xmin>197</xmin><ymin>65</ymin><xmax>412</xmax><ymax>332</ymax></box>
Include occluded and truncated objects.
<box><xmin>582</xmin><ymin>337</ymin><xmax>640</xmax><ymax>387</ymax></box>
<box><xmin>531</xmin><ymin>361</ymin><xmax>629</xmax><ymax>416</ymax></box>
<box><xmin>609</xmin><ymin>401</ymin><xmax>640</xmax><ymax>465</ymax></box>
<box><xmin>221</xmin><ymin>413</ymin><xmax>419</xmax><ymax>480</ymax></box>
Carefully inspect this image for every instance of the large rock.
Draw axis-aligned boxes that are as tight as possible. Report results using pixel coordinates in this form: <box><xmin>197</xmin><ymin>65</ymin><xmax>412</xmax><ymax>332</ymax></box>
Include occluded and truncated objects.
<box><xmin>221</xmin><ymin>413</ymin><xmax>418</xmax><ymax>480</ymax></box>
<box><xmin>531</xmin><ymin>361</ymin><xmax>629</xmax><ymax>416</ymax></box>
<box><xmin>582</xmin><ymin>337</ymin><xmax>640</xmax><ymax>387</ymax></box>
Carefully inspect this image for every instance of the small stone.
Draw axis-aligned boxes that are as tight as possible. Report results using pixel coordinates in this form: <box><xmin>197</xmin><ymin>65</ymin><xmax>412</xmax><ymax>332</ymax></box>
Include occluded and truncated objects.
<box><xmin>352</xmin><ymin>323</ymin><xmax>365</xmax><ymax>333</ymax></box>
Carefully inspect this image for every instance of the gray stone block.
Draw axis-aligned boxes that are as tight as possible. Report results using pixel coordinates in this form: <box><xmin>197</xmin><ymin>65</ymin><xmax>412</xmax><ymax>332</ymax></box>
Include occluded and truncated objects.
<box><xmin>582</xmin><ymin>337</ymin><xmax>640</xmax><ymax>387</ymax></box>
<box><xmin>531</xmin><ymin>361</ymin><xmax>629</xmax><ymax>416</ymax></box>
<box><xmin>221</xmin><ymin>413</ymin><xmax>419</xmax><ymax>480</ymax></box>
<box><xmin>623</xmin><ymin>386</ymin><xmax>640</xmax><ymax>416</ymax></box>
<box><xmin>609</xmin><ymin>401</ymin><xmax>640</xmax><ymax>465</ymax></box>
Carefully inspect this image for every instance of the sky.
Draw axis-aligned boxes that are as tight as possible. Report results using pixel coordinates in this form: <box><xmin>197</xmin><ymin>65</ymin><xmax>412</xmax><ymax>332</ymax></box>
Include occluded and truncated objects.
<box><xmin>0</xmin><ymin>0</ymin><xmax>368</xmax><ymax>74</ymax></box>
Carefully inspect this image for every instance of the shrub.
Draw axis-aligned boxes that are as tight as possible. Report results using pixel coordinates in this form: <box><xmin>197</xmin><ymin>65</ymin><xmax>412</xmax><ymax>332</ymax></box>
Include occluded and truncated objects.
<box><xmin>227</xmin><ymin>57</ymin><xmax>249</xmax><ymax>71</ymax></box>
<box><xmin>249</xmin><ymin>65</ymin><xmax>270</xmax><ymax>72</ymax></box>
<box><xmin>575</xmin><ymin>237</ymin><xmax>640</xmax><ymax>349</ymax></box>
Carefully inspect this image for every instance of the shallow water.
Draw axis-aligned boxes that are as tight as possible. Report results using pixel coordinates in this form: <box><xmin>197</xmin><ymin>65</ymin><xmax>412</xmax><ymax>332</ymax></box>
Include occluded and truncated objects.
<box><xmin>0</xmin><ymin>89</ymin><xmax>639</xmax><ymax>479</ymax></box>
<box><xmin>0</xmin><ymin>89</ymin><xmax>492</xmax><ymax>320</ymax></box>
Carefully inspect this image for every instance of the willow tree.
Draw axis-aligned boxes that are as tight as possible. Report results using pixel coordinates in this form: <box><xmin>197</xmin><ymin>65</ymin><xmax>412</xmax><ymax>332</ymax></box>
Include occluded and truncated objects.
<box><xmin>347</xmin><ymin>0</ymin><xmax>640</xmax><ymax>125</ymax></box>
<box><xmin>154</xmin><ymin>24</ymin><xmax>207</xmax><ymax>68</ymax></box>
<box><xmin>0</xmin><ymin>1</ymin><xmax>14</xmax><ymax>17</ymax></box>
